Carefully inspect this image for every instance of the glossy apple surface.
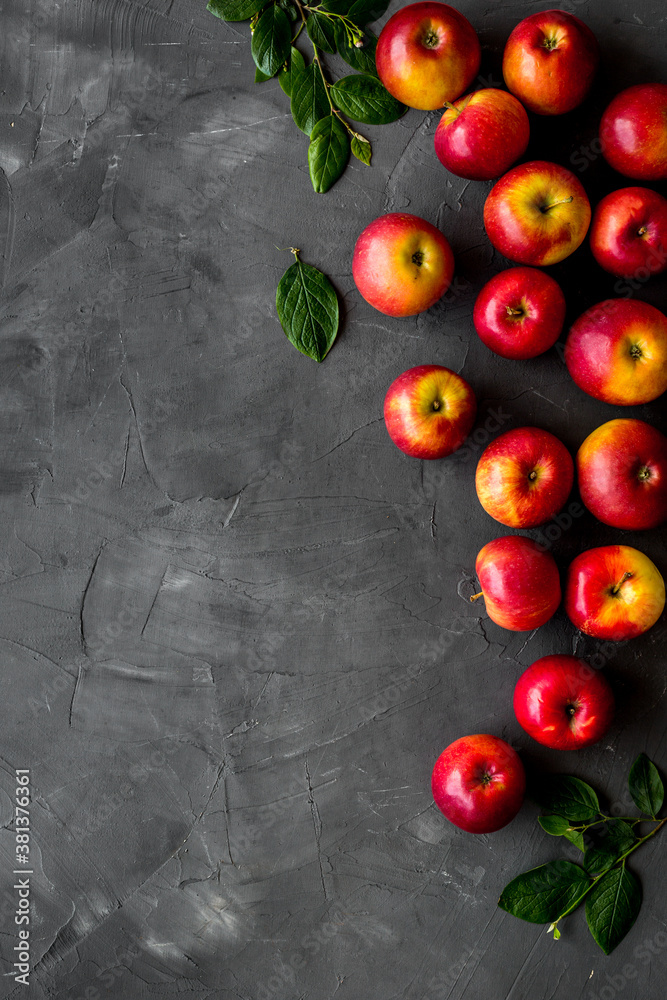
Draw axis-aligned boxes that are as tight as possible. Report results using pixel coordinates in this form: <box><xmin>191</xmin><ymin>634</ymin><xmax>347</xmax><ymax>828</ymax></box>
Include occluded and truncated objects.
<box><xmin>473</xmin><ymin>266</ymin><xmax>566</xmax><ymax>359</ymax></box>
<box><xmin>384</xmin><ymin>365</ymin><xmax>476</xmax><ymax>459</ymax></box>
<box><xmin>577</xmin><ymin>419</ymin><xmax>667</xmax><ymax>530</ymax></box>
<box><xmin>600</xmin><ymin>83</ymin><xmax>667</xmax><ymax>181</ymax></box>
<box><xmin>376</xmin><ymin>2</ymin><xmax>481</xmax><ymax>111</ymax></box>
<box><xmin>502</xmin><ymin>9</ymin><xmax>599</xmax><ymax>115</ymax></box>
<box><xmin>473</xmin><ymin>535</ymin><xmax>561</xmax><ymax>631</ymax></box>
<box><xmin>434</xmin><ymin>88</ymin><xmax>530</xmax><ymax>181</ymax></box>
<box><xmin>484</xmin><ymin>161</ymin><xmax>591</xmax><ymax>266</ymax></box>
<box><xmin>589</xmin><ymin>187</ymin><xmax>667</xmax><ymax>279</ymax></box>
<box><xmin>431</xmin><ymin>734</ymin><xmax>525</xmax><ymax>833</ymax></box>
<box><xmin>565</xmin><ymin>545</ymin><xmax>665</xmax><ymax>640</ymax></box>
<box><xmin>513</xmin><ymin>654</ymin><xmax>615</xmax><ymax>750</ymax></box>
<box><xmin>475</xmin><ymin>427</ymin><xmax>574</xmax><ymax>528</ymax></box>
<box><xmin>564</xmin><ymin>298</ymin><xmax>667</xmax><ymax>406</ymax></box>
<box><xmin>353</xmin><ymin>213</ymin><xmax>454</xmax><ymax>317</ymax></box>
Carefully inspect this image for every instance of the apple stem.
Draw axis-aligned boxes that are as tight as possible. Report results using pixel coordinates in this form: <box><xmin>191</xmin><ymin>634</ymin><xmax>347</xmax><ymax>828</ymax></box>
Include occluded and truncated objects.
<box><xmin>540</xmin><ymin>195</ymin><xmax>573</xmax><ymax>213</ymax></box>
<box><xmin>470</xmin><ymin>591</ymin><xmax>483</xmax><ymax>603</ymax></box>
<box><xmin>505</xmin><ymin>306</ymin><xmax>524</xmax><ymax>317</ymax></box>
<box><xmin>637</xmin><ymin>226</ymin><xmax>648</xmax><ymax>236</ymax></box>
<box><xmin>611</xmin><ymin>571</ymin><xmax>633</xmax><ymax>596</ymax></box>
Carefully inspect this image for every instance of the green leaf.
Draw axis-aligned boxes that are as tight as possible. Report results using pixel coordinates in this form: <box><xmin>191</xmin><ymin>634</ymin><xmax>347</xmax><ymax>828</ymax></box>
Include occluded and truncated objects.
<box><xmin>255</xmin><ymin>66</ymin><xmax>274</xmax><ymax>82</ymax></box>
<box><xmin>330</xmin><ymin>74</ymin><xmax>406</xmax><ymax>125</ymax></box>
<box><xmin>276</xmin><ymin>254</ymin><xmax>339</xmax><ymax>362</ymax></box>
<box><xmin>347</xmin><ymin>0</ymin><xmax>390</xmax><ymax>25</ymax></box>
<box><xmin>586</xmin><ymin>865</ymin><xmax>641</xmax><ymax>954</ymax></box>
<box><xmin>207</xmin><ymin>0</ymin><xmax>266</xmax><ymax>21</ymax></box>
<box><xmin>538</xmin><ymin>815</ymin><xmax>571</xmax><ymax>836</ymax></box>
<box><xmin>351</xmin><ymin>133</ymin><xmax>371</xmax><ymax>166</ymax></box>
<box><xmin>251</xmin><ymin>5</ymin><xmax>291</xmax><ymax>77</ymax></box>
<box><xmin>278</xmin><ymin>0</ymin><xmax>298</xmax><ymax>20</ymax></box>
<box><xmin>584</xmin><ymin>820</ymin><xmax>636</xmax><ymax>875</ymax></box>
<box><xmin>290</xmin><ymin>60</ymin><xmax>330</xmax><ymax>136</ymax></box>
<box><xmin>531</xmin><ymin>775</ymin><xmax>600</xmax><ymax>823</ymax></box>
<box><xmin>306</xmin><ymin>12</ymin><xmax>337</xmax><ymax>54</ymax></box>
<box><xmin>308</xmin><ymin>114</ymin><xmax>349</xmax><ymax>193</ymax></box>
<box><xmin>564</xmin><ymin>827</ymin><xmax>586</xmax><ymax>852</ymax></box>
<box><xmin>319</xmin><ymin>0</ymin><xmax>354</xmax><ymax>14</ymax></box>
<box><xmin>279</xmin><ymin>46</ymin><xmax>304</xmax><ymax>98</ymax></box>
<box><xmin>629</xmin><ymin>753</ymin><xmax>664</xmax><ymax>819</ymax></box>
<box><xmin>498</xmin><ymin>860</ymin><xmax>591</xmax><ymax>924</ymax></box>
<box><xmin>334</xmin><ymin>22</ymin><xmax>379</xmax><ymax>76</ymax></box>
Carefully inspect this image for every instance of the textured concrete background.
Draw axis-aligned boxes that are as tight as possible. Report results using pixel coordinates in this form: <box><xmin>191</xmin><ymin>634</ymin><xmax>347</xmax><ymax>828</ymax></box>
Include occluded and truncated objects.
<box><xmin>0</xmin><ymin>1</ymin><xmax>665</xmax><ymax>997</ymax></box>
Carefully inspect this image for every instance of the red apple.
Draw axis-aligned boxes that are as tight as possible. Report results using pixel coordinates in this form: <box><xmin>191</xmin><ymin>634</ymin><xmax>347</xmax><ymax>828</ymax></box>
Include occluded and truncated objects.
<box><xmin>384</xmin><ymin>364</ymin><xmax>476</xmax><ymax>459</ymax></box>
<box><xmin>475</xmin><ymin>427</ymin><xmax>574</xmax><ymax>528</ymax></box>
<box><xmin>513</xmin><ymin>654</ymin><xmax>615</xmax><ymax>750</ymax></box>
<box><xmin>565</xmin><ymin>545</ymin><xmax>665</xmax><ymax>640</ymax></box>
<box><xmin>589</xmin><ymin>187</ymin><xmax>667</xmax><ymax>279</ymax></box>
<box><xmin>564</xmin><ymin>298</ymin><xmax>667</xmax><ymax>406</ymax></box>
<box><xmin>431</xmin><ymin>734</ymin><xmax>525</xmax><ymax>834</ymax></box>
<box><xmin>473</xmin><ymin>267</ymin><xmax>566</xmax><ymax>359</ymax></box>
<box><xmin>484</xmin><ymin>161</ymin><xmax>591</xmax><ymax>266</ymax></box>
<box><xmin>352</xmin><ymin>213</ymin><xmax>454</xmax><ymax>317</ymax></box>
<box><xmin>472</xmin><ymin>535</ymin><xmax>561</xmax><ymax>631</ymax></box>
<box><xmin>600</xmin><ymin>84</ymin><xmax>667</xmax><ymax>182</ymax></box>
<box><xmin>577</xmin><ymin>419</ymin><xmax>667</xmax><ymax>530</ymax></box>
<box><xmin>502</xmin><ymin>9</ymin><xmax>599</xmax><ymax>116</ymax></box>
<box><xmin>434</xmin><ymin>88</ymin><xmax>530</xmax><ymax>181</ymax></box>
<box><xmin>376</xmin><ymin>2</ymin><xmax>481</xmax><ymax>111</ymax></box>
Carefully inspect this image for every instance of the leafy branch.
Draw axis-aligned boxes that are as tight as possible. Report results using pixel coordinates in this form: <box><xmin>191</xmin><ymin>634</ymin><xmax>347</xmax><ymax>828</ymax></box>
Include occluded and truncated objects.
<box><xmin>499</xmin><ymin>754</ymin><xmax>665</xmax><ymax>954</ymax></box>
<box><xmin>207</xmin><ymin>0</ymin><xmax>406</xmax><ymax>191</ymax></box>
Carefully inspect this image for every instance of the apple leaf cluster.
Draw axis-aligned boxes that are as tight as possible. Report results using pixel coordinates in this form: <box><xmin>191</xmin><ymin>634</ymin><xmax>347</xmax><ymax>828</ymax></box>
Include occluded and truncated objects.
<box><xmin>499</xmin><ymin>754</ymin><xmax>665</xmax><ymax>953</ymax></box>
<box><xmin>275</xmin><ymin>248</ymin><xmax>339</xmax><ymax>360</ymax></box>
<box><xmin>207</xmin><ymin>0</ymin><xmax>406</xmax><ymax>192</ymax></box>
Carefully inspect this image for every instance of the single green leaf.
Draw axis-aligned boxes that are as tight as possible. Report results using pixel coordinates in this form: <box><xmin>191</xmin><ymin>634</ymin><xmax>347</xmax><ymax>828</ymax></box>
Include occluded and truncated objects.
<box><xmin>276</xmin><ymin>255</ymin><xmax>339</xmax><ymax>362</ymax></box>
<box><xmin>584</xmin><ymin>820</ymin><xmax>636</xmax><ymax>875</ymax></box>
<box><xmin>351</xmin><ymin>134</ymin><xmax>371</xmax><ymax>165</ymax></box>
<box><xmin>255</xmin><ymin>65</ymin><xmax>274</xmax><ymax>82</ymax></box>
<box><xmin>538</xmin><ymin>815</ymin><xmax>571</xmax><ymax>836</ymax></box>
<box><xmin>334</xmin><ymin>22</ymin><xmax>378</xmax><ymax>76</ymax></box>
<box><xmin>347</xmin><ymin>0</ymin><xmax>390</xmax><ymax>25</ymax></box>
<box><xmin>251</xmin><ymin>5</ymin><xmax>291</xmax><ymax>77</ymax></box>
<box><xmin>278</xmin><ymin>0</ymin><xmax>298</xmax><ymax>20</ymax></box>
<box><xmin>319</xmin><ymin>0</ymin><xmax>354</xmax><ymax>14</ymax></box>
<box><xmin>207</xmin><ymin>0</ymin><xmax>266</xmax><ymax>21</ymax></box>
<box><xmin>279</xmin><ymin>46</ymin><xmax>304</xmax><ymax>98</ymax></box>
<box><xmin>290</xmin><ymin>60</ymin><xmax>330</xmax><ymax>136</ymax></box>
<box><xmin>306</xmin><ymin>12</ymin><xmax>337</xmax><ymax>54</ymax></box>
<box><xmin>330</xmin><ymin>74</ymin><xmax>406</xmax><ymax>125</ymax></box>
<box><xmin>586</xmin><ymin>865</ymin><xmax>641</xmax><ymax>954</ymax></box>
<box><xmin>629</xmin><ymin>753</ymin><xmax>664</xmax><ymax>819</ymax></box>
<box><xmin>564</xmin><ymin>827</ymin><xmax>586</xmax><ymax>852</ymax></box>
<box><xmin>308</xmin><ymin>114</ymin><xmax>350</xmax><ymax>193</ymax></box>
<box><xmin>498</xmin><ymin>860</ymin><xmax>591</xmax><ymax>924</ymax></box>
<box><xmin>531</xmin><ymin>775</ymin><xmax>600</xmax><ymax>823</ymax></box>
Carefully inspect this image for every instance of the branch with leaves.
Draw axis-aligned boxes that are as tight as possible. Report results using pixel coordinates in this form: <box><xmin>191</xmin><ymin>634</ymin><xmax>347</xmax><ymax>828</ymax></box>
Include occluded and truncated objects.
<box><xmin>499</xmin><ymin>754</ymin><xmax>665</xmax><ymax>954</ymax></box>
<box><xmin>207</xmin><ymin>0</ymin><xmax>406</xmax><ymax>192</ymax></box>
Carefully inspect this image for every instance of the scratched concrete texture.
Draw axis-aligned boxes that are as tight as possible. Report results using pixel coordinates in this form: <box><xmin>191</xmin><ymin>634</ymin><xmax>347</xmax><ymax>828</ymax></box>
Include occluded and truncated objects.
<box><xmin>0</xmin><ymin>0</ymin><xmax>665</xmax><ymax>997</ymax></box>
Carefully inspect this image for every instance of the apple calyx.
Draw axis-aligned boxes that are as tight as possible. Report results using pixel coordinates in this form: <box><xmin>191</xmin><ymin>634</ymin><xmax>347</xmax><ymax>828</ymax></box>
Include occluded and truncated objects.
<box><xmin>629</xmin><ymin>343</ymin><xmax>644</xmax><ymax>360</ymax></box>
<box><xmin>637</xmin><ymin>465</ymin><xmax>652</xmax><ymax>481</ymax></box>
<box><xmin>541</xmin><ymin>34</ymin><xmax>560</xmax><ymax>52</ymax></box>
<box><xmin>527</xmin><ymin>469</ymin><xmax>538</xmax><ymax>482</ymax></box>
<box><xmin>540</xmin><ymin>195</ymin><xmax>573</xmax><ymax>214</ymax></box>
<box><xmin>637</xmin><ymin>226</ymin><xmax>648</xmax><ymax>237</ymax></box>
<box><xmin>422</xmin><ymin>27</ymin><xmax>440</xmax><ymax>49</ymax></box>
<box><xmin>412</xmin><ymin>249</ymin><xmax>424</xmax><ymax>267</ymax></box>
<box><xmin>610</xmin><ymin>571</ymin><xmax>633</xmax><ymax>597</ymax></box>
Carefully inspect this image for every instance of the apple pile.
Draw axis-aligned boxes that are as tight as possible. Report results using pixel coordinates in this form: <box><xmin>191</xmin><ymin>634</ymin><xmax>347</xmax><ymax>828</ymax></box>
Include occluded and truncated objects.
<box><xmin>351</xmin><ymin>3</ymin><xmax>667</xmax><ymax>835</ymax></box>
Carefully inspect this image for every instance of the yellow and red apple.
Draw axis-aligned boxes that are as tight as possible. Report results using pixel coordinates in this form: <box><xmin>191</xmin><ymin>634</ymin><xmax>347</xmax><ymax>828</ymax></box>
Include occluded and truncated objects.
<box><xmin>589</xmin><ymin>186</ymin><xmax>667</xmax><ymax>279</ymax></box>
<box><xmin>484</xmin><ymin>161</ymin><xmax>591</xmax><ymax>266</ymax></box>
<box><xmin>376</xmin><ymin>1</ymin><xmax>481</xmax><ymax>111</ymax></box>
<box><xmin>473</xmin><ymin>266</ymin><xmax>566</xmax><ymax>359</ymax></box>
<box><xmin>475</xmin><ymin>427</ymin><xmax>574</xmax><ymax>528</ymax></box>
<box><xmin>565</xmin><ymin>545</ymin><xmax>665</xmax><ymax>640</ymax></box>
<box><xmin>472</xmin><ymin>535</ymin><xmax>561</xmax><ymax>631</ymax></box>
<box><xmin>352</xmin><ymin>213</ymin><xmax>454</xmax><ymax>317</ymax></box>
<box><xmin>564</xmin><ymin>298</ymin><xmax>667</xmax><ymax>406</ymax></box>
<box><xmin>384</xmin><ymin>364</ymin><xmax>476</xmax><ymax>460</ymax></box>
<box><xmin>600</xmin><ymin>83</ymin><xmax>667</xmax><ymax>182</ymax></box>
<box><xmin>577</xmin><ymin>419</ymin><xmax>667</xmax><ymax>530</ymax></box>
<box><xmin>434</xmin><ymin>88</ymin><xmax>530</xmax><ymax>181</ymax></box>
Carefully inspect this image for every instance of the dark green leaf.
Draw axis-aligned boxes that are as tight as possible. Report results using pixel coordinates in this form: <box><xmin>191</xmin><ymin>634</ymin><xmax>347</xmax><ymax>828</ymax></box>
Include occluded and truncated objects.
<box><xmin>320</xmin><ymin>0</ymin><xmax>354</xmax><ymax>14</ymax></box>
<box><xmin>276</xmin><ymin>256</ymin><xmax>339</xmax><ymax>362</ymax></box>
<box><xmin>251</xmin><ymin>5</ymin><xmax>291</xmax><ymax>77</ymax></box>
<box><xmin>334</xmin><ymin>22</ymin><xmax>378</xmax><ymax>76</ymax></box>
<box><xmin>538</xmin><ymin>815</ymin><xmax>571</xmax><ymax>836</ymax></box>
<box><xmin>629</xmin><ymin>753</ymin><xmax>664</xmax><ymax>819</ymax></box>
<box><xmin>498</xmin><ymin>860</ymin><xmax>591</xmax><ymax>924</ymax></box>
<box><xmin>279</xmin><ymin>46</ymin><xmax>304</xmax><ymax>98</ymax></box>
<box><xmin>347</xmin><ymin>0</ymin><xmax>390</xmax><ymax>25</ymax></box>
<box><xmin>564</xmin><ymin>827</ymin><xmax>586</xmax><ymax>852</ymax></box>
<box><xmin>330</xmin><ymin>74</ymin><xmax>406</xmax><ymax>125</ymax></box>
<box><xmin>531</xmin><ymin>775</ymin><xmax>600</xmax><ymax>823</ymax></box>
<box><xmin>207</xmin><ymin>0</ymin><xmax>266</xmax><ymax>22</ymax></box>
<box><xmin>584</xmin><ymin>820</ymin><xmax>636</xmax><ymax>875</ymax></box>
<box><xmin>255</xmin><ymin>66</ymin><xmax>274</xmax><ymax>82</ymax></box>
<box><xmin>278</xmin><ymin>0</ymin><xmax>298</xmax><ymax>20</ymax></box>
<box><xmin>290</xmin><ymin>60</ymin><xmax>330</xmax><ymax>136</ymax></box>
<box><xmin>586</xmin><ymin>866</ymin><xmax>641</xmax><ymax>954</ymax></box>
<box><xmin>351</xmin><ymin>133</ymin><xmax>371</xmax><ymax>165</ymax></box>
<box><xmin>306</xmin><ymin>12</ymin><xmax>337</xmax><ymax>54</ymax></box>
<box><xmin>308</xmin><ymin>114</ymin><xmax>349</xmax><ymax>193</ymax></box>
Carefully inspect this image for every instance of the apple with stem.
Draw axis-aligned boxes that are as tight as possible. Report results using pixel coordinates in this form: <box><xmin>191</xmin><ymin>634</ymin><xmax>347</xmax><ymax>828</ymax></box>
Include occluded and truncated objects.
<box><xmin>484</xmin><ymin>161</ymin><xmax>591</xmax><ymax>266</ymax></box>
<box><xmin>600</xmin><ymin>83</ymin><xmax>667</xmax><ymax>182</ymax></box>
<box><xmin>431</xmin><ymin>734</ymin><xmax>525</xmax><ymax>833</ymax></box>
<box><xmin>513</xmin><ymin>654</ymin><xmax>615</xmax><ymax>750</ymax></box>
<box><xmin>565</xmin><ymin>545</ymin><xmax>665</xmax><ymax>640</ymax></box>
<box><xmin>472</xmin><ymin>535</ymin><xmax>561</xmax><ymax>631</ymax></box>
<box><xmin>473</xmin><ymin>267</ymin><xmax>566</xmax><ymax>359</ymax></box>
<box><xmin>434</xmin><ymin>88</ymin><xmax>530</xmax><ymax>181</ymax></box>
<box><xmin>352</xmin><ymin>213</ymin><xmax>454</xmax><ymax>317</ymax></box>
<box><xmin>384</xmin><ymin>365</ymin><xmax>476</xmax><ymax>459</ymax></box>
<box><xmin>589</xmin><ymin>186</ymin><xmax>667</xmax><ymax>279</ymax></box>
